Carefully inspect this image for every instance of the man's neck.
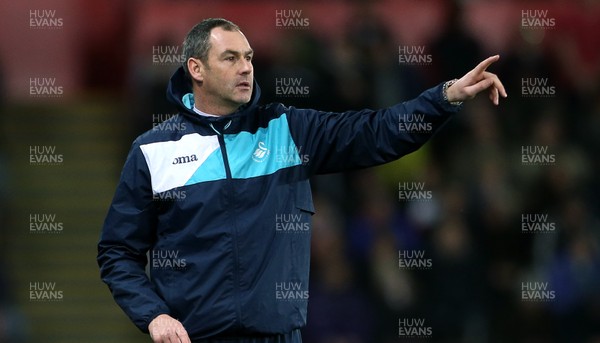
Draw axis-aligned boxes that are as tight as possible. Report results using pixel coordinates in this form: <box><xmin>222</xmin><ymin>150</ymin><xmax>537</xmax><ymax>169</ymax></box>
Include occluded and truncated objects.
<box><xmin>193</xmin><ymin>94</ymin><xmax>238</xmax><ymax>116</ymax></box>
<box><xmin>193</xmin><ymin>106</ymin><xmax>220</xmax><ymax>118</ymax></box>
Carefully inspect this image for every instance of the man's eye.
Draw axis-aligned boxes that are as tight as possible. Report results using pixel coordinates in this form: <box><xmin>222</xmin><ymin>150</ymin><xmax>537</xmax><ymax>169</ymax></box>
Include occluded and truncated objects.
<box><xmin>225</xmin><ymin>56</ymin><xmax>235</xmax><ymax>61</ymax></box>
<box><xmin>246</xmin><ymin>56</ymin><xmax>253</xmax><ymax>61</ymax></box>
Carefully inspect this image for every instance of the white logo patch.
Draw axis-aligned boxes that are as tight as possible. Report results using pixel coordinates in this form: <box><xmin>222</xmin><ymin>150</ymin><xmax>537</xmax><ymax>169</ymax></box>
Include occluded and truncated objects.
<box><xmin>140</xmin><ymin>134</ymin><xmax>220</xmax><ymax>193</ymax></box>
<box><xmin>252</xmin><ymin>141</ymin><xmax>270</xmax><ymax>162</ymax></box>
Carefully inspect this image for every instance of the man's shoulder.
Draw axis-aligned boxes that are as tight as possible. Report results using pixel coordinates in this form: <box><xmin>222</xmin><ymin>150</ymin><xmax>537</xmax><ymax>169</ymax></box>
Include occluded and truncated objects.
<box><xmin>258</xmin><ymin>102</ymin><xmax>321</xmax><ymax>117</ymax></box>
<box><xmin>253</xmin><ymin>102</ymin><xmax>279</xmax><ymax>116</ymax></box>
<box><xmin>133</xmin><ymin>114</ymin><xmax>191</xmax><ymax>147</ymax></box>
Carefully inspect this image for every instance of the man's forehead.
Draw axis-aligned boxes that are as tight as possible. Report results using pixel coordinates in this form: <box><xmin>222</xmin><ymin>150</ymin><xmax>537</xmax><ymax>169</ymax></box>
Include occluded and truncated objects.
<box><xmin>209</xmin><ymin>27</ymin><xmax>251</xmax><ymax>53</ymax></box>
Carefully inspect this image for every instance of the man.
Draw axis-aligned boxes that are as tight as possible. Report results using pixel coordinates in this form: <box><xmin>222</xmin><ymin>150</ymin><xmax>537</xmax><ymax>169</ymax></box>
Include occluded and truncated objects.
<box><xmin>97</xmin><ymin>18</ymin><xmax>506</xmax><ymax>343</ymax></box>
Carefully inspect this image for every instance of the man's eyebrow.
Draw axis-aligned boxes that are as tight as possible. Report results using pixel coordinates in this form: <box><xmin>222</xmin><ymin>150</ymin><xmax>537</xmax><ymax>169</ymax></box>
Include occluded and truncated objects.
<box><xmin>220</xmin><ymin>49</ymin><xmax>254</xmax><ymax>57</ymax></box>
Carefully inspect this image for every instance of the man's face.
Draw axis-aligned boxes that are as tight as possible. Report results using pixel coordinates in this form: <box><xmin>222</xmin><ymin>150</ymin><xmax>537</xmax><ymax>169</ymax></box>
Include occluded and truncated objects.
<box><xmin>199</xmin><ymin>27</ymin><xmax>254</xmax><ymax>113</ymax></box>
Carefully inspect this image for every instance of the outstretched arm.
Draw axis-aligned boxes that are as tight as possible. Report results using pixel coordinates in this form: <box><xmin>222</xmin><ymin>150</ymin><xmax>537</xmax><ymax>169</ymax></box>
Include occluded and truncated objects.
<box><xmin>286</xmin><ymin>55</ymin><xmax>507</xmax><ymax>175</ymax></box>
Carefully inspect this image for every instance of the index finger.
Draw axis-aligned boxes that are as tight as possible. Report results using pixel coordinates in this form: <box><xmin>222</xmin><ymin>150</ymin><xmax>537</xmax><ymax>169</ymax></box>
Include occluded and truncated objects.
<box><xmin>473</xmin><ymin>55</ymin><xmax>500</xmax><ymax>74</ymax></box>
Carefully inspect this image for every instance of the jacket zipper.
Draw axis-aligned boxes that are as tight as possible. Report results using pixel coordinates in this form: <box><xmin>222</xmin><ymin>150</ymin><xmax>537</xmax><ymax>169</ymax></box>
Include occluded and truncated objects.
<box><xmin>215</xmin><ymin>131</ymin><xmax>243</xmax><ymax>330</ymax></box>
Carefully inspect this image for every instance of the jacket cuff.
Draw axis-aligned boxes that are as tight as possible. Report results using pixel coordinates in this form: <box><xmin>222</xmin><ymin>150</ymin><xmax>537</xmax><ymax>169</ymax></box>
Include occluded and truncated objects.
<box><xmin>435</xmin><ymin>82</ymin><xmax>464</xmax><ymax>113</ymax></box>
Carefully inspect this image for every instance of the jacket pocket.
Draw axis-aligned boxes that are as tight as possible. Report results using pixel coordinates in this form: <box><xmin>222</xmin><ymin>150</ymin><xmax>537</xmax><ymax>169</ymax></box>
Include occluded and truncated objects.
<box><xmin>294</xmin><ymin>180</ymin><xmax>315</xmax><ymax>215</ymax></box>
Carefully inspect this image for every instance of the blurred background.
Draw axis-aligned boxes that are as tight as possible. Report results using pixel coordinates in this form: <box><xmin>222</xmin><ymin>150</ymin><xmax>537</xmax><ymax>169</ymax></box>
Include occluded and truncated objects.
<box><xmin>0</xmin><ymin>0</ymin><xmax>599</xmax><ymax>342</ymax></box>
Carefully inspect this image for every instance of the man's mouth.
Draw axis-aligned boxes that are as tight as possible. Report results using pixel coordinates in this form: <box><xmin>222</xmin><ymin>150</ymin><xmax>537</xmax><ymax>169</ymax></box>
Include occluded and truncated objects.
<box><xmin>236</xmin><ymin>81</ymin><xmax>251</xmax><ymax>90</ymax></box>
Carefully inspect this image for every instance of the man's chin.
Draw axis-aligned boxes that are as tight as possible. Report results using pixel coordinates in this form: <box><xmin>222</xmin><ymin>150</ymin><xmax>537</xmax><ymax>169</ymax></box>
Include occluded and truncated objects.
<box><xmin>235</xmin><ymin>95</ymin><xmax>252</xmax><ymax>105</ymax></box>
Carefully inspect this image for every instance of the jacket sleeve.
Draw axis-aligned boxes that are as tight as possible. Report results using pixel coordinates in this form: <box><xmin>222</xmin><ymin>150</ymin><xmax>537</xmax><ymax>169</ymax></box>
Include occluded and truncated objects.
<box><xmin>97</xmin><ymin>139</ymin><xmax>170</xmax><ymax>333</ymax></box>
<box><xmin>286</xmin><ymin>83</ymin><xmax>462</xmax><ymax>175</ymax></box>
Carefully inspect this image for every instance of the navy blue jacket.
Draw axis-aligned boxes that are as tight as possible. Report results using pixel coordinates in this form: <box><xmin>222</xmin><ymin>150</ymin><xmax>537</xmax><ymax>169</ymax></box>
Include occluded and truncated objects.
<box><xmin>97</xmin><ymin>66</ymin><xmax>461</xmax><ymax>340</ymax></box>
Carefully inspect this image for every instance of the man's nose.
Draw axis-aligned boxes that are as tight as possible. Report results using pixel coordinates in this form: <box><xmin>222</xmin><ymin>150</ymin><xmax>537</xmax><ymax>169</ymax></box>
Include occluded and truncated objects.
<box><xmin>239</xmin><ymin>59</ymin><xmax>252</xmax><ymax>74</ymax></box>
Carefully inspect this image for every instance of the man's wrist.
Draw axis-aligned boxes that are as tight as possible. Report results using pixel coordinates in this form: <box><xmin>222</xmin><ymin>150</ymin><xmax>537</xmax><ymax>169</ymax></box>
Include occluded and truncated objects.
<box><xmin>443</xmin><ymin>79</ymin><xmax>463</xmax><ymax>106</ymax></box>
<box><xmin>148</xmin><ymin>313</ymin><xmax>170</xmax><ymax>330</ymax></box>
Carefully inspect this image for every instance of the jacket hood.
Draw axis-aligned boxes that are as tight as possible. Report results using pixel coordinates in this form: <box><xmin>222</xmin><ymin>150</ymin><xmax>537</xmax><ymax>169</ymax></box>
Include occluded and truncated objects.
<box><xmin>166</xmin><ymin>66</ymin><xmax>261</xmax><ymax>122</ymax></box>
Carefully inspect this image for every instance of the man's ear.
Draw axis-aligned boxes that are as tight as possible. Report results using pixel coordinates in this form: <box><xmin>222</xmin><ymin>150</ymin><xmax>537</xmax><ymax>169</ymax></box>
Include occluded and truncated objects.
<box><xmin>187</xmin><ymin>57</ymin><xmax>205</xmax><ymax>83</ymax></box>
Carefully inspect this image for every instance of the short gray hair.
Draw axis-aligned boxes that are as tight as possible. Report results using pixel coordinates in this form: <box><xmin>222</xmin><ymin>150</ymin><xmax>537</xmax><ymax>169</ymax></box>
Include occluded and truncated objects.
<box><xmin>182</xmin><ymin>18</ymin><xmax>240</xmax><ymax>76</ymax></box>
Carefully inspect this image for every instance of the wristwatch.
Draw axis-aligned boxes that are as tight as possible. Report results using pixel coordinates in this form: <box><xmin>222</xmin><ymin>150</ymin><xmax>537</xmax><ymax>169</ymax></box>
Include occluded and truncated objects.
<box><xmin>443</xmin><ymin>79</ymin><xmax>463</xmax><ymax>106</ymax></box>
